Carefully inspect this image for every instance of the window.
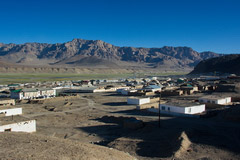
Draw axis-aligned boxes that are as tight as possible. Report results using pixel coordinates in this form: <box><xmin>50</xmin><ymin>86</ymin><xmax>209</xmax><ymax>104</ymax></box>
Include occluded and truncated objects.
<box><xmin>161</xmin><ymin>106</ymin><xmax>165</xmax><ymax>110</ymax></box>
<box><xmin>168</xmin><ymin>107</ymin><xmax>170</xmax><ymax>111</ymax></box>
<box><xmin>4</xmin><ymin>128</ymin><xmax>11</xmax><ymax>132</ymax></box>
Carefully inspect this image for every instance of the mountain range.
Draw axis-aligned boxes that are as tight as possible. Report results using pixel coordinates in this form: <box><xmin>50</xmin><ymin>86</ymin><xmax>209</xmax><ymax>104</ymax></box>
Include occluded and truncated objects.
<box><xmin>0</xmin><ymin>39</ymin><xmax>220</xmax><ymax>71</ymax></box>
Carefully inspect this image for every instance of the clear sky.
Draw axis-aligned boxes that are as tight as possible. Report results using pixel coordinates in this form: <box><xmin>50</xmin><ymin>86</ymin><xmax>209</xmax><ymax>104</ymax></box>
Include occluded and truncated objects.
<box><xmin>0</xmin><ymin>0</ymin><xmax>239</xmax><ymax>53</ymax></box>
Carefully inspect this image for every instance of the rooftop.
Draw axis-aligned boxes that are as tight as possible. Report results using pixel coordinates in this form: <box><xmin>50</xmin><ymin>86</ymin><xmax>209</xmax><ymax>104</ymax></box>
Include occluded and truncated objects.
<box><xmin>128</xmin><ymin>97</ymin><xmax>150</xmax><ymax>100</ymax></box>
<box><xmin>145</xmin><ymin>85</ymin><xmax>163</xmax><ymax>89</ymax></box>
<box><xmin>11</xmin><ymin>88</ymin><xmax>54</xmax><ymax>93</ymax></box>
<box><xmin>0</xmin><ymin>98</ymin><xmax>15</xmax><ymax>101</ymax></box>
<box><xmin>162</xmin><ymin>101</ymin><xmax>203</xmax><ymax>108</ymax></box>
<box><xmin>199</xmin><ymin>96</ymin><xmax>231</xmax><ymax>100</ymax></box>
<box><xmin>0</xmin><ymin>115</ymin><xmax>32</xmax><ymax>125</ymax></box>
<box><xmin>0</xmin><ymin>107</ymin><xmax>21</xmax><ymax>110</ymax></box>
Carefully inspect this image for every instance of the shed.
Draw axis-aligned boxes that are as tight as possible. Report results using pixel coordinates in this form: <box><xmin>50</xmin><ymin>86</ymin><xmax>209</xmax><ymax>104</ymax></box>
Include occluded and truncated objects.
<box><xmin>127</xmin><ymin>97</ymin><xmax>150</xmax><ymax>105</ymax></box>
<box><xmin>148</xmin><ymin>102</ymin><xmax>205</xmax><ymax>116</ymax></box>
<box><xmin>199</xmin><ymin>96</ymin><xmax>231</xmax><ymax>105</ymax></box>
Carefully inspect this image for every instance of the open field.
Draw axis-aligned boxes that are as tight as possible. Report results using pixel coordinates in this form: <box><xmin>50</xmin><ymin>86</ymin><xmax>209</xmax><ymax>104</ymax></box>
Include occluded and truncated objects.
<box><xmin>1</xmin><ymin>92</ymin><xmax>240</xmax><ymax>159</ymax></box>
<box><xmin>0</xmin><ymin>73</ymin><xmax>132</xmax><ymax>84</ymax></box>
<box><xmin>0</xmin><ymin>72</ymin><xmax>187</xmax><ymax>84</ymax></box>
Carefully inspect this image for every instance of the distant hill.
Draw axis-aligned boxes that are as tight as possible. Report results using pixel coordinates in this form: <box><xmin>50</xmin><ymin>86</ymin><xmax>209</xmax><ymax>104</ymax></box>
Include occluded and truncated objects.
<box><xmin>0</xmin><ymin>39</ymin><xmax>220</xmax><ymax>71</ymax></box>
<box><xmin>190</xmin><ymin>54</ymin><xmax>240</xmax><ymax>75</ymax></box>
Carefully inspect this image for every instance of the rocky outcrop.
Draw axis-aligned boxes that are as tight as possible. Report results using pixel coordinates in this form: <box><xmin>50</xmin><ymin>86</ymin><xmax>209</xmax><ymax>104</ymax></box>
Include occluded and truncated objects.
<box><xmin>190</xmin><ymin>54</ymin><xmax>240</xmax><ymax>75</ymax></box>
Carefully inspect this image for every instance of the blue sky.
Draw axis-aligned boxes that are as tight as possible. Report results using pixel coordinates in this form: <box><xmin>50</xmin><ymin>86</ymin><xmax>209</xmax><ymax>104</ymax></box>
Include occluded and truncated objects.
<box><xmin>0</xmin><ymin>0</ymin><xmax>239</xmax><ymax>53</ymax></box>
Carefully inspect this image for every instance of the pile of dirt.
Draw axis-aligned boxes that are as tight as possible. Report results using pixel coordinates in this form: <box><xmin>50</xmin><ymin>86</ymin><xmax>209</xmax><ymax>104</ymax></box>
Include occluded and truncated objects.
<box><xmin>0</xmin><ymin>133</ymin><xmax>135</xmax><ymax>160</ymax></box>
<box><xmin>64</xmin><ymin>101</ymin><xmax>73</xmax><ymax>106</ymax></box>
<box><xmin>173</xmin><ymin>131</ymin><xmax>191</xmax><ymax>159</ymax></box>
<box><xmin>44</xmin><ymin>106</ymin><xmax>56</xmax><ymax>111</ymax></box>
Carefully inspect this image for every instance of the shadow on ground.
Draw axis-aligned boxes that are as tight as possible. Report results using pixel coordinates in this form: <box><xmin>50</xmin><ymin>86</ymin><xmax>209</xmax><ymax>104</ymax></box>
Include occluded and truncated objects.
<box><xmin>104</xmin><ymin>93</ymin><xmax>127</xmax><ymax>97</ymax></box>
<box><xmin>102</xmin><ymin>102</ymin><xmax>127</xmax><ymax>106</ymax></box>
<box><xmin>110</xmin><ymin>108</ymin><xmax>173</xmax><ymax>117</ymax></box>
<box><xmin>78</xmin><ymin>110</ymin><xmax>240</xmax><ymax>159</ymax></box>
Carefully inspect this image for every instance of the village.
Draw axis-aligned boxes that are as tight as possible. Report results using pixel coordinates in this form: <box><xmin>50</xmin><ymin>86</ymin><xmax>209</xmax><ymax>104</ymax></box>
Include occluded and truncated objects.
<box><xmin>0</xmin><ymin>73</ymin><xmax>240</xmax><ymax>159</ymax></box>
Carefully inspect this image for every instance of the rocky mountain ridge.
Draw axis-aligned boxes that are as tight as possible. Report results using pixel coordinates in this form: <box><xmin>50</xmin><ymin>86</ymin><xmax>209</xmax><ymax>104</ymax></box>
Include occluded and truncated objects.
<box><xmin>0</xmin><ymin>38</ymin><xmax>220</xmax><ymax>70</ymax></box>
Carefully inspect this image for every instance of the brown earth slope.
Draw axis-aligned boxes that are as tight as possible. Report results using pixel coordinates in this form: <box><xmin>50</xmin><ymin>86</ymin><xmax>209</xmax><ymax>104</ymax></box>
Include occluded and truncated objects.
<box><xmin>0</xmin><ymin>132</ymin><xmax>135</xmax><ymax>160</ymax></box>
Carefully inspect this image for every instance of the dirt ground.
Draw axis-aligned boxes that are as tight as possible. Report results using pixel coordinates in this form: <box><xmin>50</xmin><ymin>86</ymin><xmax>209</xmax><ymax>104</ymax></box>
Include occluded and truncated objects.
<box><xmin>1</xmin><ymin>92</ymin><xmax>240</xmax><ymax>160</ymax></box>
<box><xmin>0</xmin><ymin>132</ymin><xmax>135</xmax><ymax>160</ymax></box>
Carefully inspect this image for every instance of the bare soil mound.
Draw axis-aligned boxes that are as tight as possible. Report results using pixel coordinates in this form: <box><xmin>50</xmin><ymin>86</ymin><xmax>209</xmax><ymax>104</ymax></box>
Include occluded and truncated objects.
<box><xmin>0</xmin><ymin>132</ymin><xmax>135</xmax><ymax>160</ymax></box>
<box><xmin>173</xmin><ymin>131</ymin><xmax>191</xmax><ymax>158</ymax></box>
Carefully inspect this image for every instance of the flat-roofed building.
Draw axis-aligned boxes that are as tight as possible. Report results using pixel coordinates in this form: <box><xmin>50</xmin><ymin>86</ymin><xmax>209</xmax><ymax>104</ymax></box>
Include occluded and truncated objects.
<box><xmin>121</xmin><ymin>89</ymin><xmax>138</xmax><ymax>96</ymax></box>
<box><xmin>143</xmin><ymin>85</ymin><xmax>163</xmax><ymax>92</ymax></box>
<box><xmin>0</xmin><ymin>107</ymin><xmax>22</xmax><ymax>117</ymax></box>
<box><xmin>148</xmin><ymin>102</ymin><xmax>205</xmax><ymax>116</ymax></box>
<box><xmin>0</xmin><ymin>115</ymin><xmax>36</xmax><ymax>133</ymax></box>
<box><xmin>11</xmin><ymin>88</ymin><xmax>56</xmax><ymax>100</ymax></box>
<box><xmin>199</xmin><ymin>96</ymin><xmax>231</xmax><ymax>105</ymax></box>
<box><xmin>127</xmin><ymin>97</ymin><xmax>150</xmax><ymax>105</ymax></box>
<box><xmin>0</xmin><ymin>99</ymin><xmax>15</xmax><ymax>106</ymax></box>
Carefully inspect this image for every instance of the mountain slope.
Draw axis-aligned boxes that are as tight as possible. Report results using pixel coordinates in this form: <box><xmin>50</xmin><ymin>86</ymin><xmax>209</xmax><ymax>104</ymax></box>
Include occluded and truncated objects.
<box><xmin>0</xmin><ymin>39</ymin><xmax>220</xmax><ymax>70</ymax></box>
<box><xmin>190</xmin><ymin>54</ymin><xmax>240</xmax><ymax>75</ymax></box>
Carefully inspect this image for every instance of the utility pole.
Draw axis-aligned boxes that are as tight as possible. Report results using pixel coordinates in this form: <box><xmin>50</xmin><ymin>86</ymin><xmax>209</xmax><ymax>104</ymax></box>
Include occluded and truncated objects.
<box><xmin>158</xmin><ymin>92</ymin><xmax>161</xmax><ymax>128</ymax></box>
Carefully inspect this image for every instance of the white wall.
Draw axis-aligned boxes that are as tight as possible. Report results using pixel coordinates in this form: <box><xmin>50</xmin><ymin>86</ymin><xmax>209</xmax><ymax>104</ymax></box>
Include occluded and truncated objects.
<box><xmin>23</xmin><ymin>91</ymin><xmax>41</xmax><ymax>99</ymax></box>
<box><xmin>160</xmin><ymin>104</ymin><xmax>185</xmax><ymax>114</ymax></box>
<box><xmin>217</xmin><ymin>97</ymin><xmax>231</xmax><ymax>104</ymax></box>
<box><xmin>199</xmin><ymin>97</ymin><xmax>231</xmax><ymax>105</ymax></box>
<box><xmin>152</xmin><ymin>88</ymin><xmax>161</xmax><ymax>92</ymax></box>
<box><xmin>147</xmin><ymin>108</ymin><xmax>200</xmax><ymax>118</ymax></box>
<box><xmin>127</xmin><ymin>97</ymin><xmax>150</xmax><ymax>105</ymax></box>
<box><xmin>226</xmin><ymin>97</ymin><xmax>231</xmax><ymax>103</ymax></box>
<box><xmin>184</xmin><ymin>105</ymin><xmax>205</xmax><ymax>114</ymax></box>
<box><xmin>41</xmin><ymin>89</ymin><xmax>56</xmax><ymax>97</ymax></box>
<box><xmin>0</xmin><ymin>108</ymin><xmax>22</xmax><ymax>116</ymax></box>
<box><xmin>0</xmin><ymin>120</ymin><xmax>36</xmax><ymax>133</ymax></box>
<box><xmin>159</xmin><ymin>104</ymin><xmax>205</xmax><ymax>115</ymax></box>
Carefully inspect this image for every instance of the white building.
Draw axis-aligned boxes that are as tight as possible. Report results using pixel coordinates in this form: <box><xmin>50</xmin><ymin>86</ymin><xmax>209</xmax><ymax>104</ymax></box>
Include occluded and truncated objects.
<box><xmin>148</xmin><ymin>102</ymin><xmax>205</xmax><ymax>116</ymax></box>
<box><xmin>0</xmin><ymin>116</ymin><xmax>36</xmax><ymax>133</ymax></box>
<box><xmin>0</xmin><ymin>107</ymin><xmax>22</xmax><ymax>117</ymax></box>
<box><xmin>0</xmin><ymin>99</ymin><xmax>15</xmax><ymax>106</ymax></box>
<box><xmin>199</xmin><ymin>96</ymin><xmax>231</xmax><ymax>105</ymax></box>
<box><xmin>143</xmin><ymin>85</ymin><xmax>163</xmax><ymax>92</ymax></box>
<box><xmin>116</xmin><ymin>87</ymin><xmax>131</xmax><ymax>93</ymax></box>
<box><xmin>127</xmin><ymin>97</ymin><xmax>150</xmax><ymax>105</ymax></box>
<box><xmin>11</xmin><ymin>88</ymin><xmax>56</xmax><ymax>100</ymax></box>
<box><xmin>121</xmin><ymin>89</ymin><xmax>138</xmax><ymax>96</ymax></box>
<box><xmin>0</xmin><ymin>108</ymin><xmax>36</xmax><ymax>133</ymax></box>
